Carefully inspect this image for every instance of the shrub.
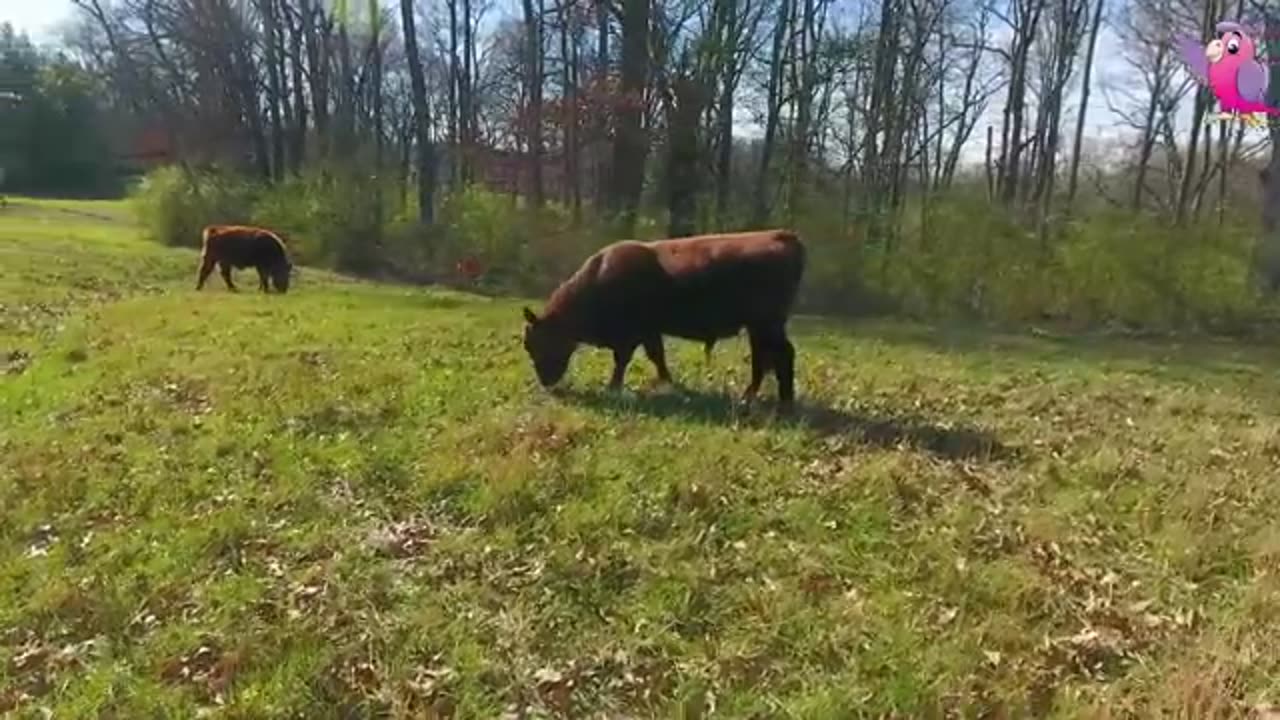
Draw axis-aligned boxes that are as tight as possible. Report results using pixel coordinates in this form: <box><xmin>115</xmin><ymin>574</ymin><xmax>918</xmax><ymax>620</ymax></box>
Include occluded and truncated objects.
<box><xmin>131</xmin><ymin>165</ymin><xmax>258</xmax><ymax>248</ymax></box>
<box><xmin>251</xmin><ymin>169</ymin><xmax>392</xmax><ymax>273</ymax></box>
<box><xmin>128</xmin><ymin>163</ymin><xmax>1273</xmax><ymax>335</ymax></box>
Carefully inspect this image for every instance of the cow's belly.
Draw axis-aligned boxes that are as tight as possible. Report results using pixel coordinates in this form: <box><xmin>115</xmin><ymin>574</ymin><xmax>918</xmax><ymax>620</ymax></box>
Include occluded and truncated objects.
<box><xmin>578</xmin><ymin>272</ymin><xmax>781</xmax><ymax>347</ymax></box>
<box><xmin>659</xmin><ymin>311</ymin><xmax>743</xmax><ymax>342</ymax></box>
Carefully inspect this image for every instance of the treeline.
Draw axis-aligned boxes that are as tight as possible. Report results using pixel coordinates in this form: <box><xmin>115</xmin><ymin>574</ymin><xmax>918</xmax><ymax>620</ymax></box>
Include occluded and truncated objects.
<box><xmin>20</xmin><ymin>0</ymin><xmax>1280</xmax><ymax>330</ymax></box>
<box><xmin>0</xmin><ymin>23</ymin><xmax>121</xmax><ymax>197</ymax></box>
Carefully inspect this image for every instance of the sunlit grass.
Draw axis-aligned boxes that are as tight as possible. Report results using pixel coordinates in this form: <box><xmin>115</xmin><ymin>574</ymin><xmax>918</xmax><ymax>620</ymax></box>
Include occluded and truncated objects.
<box><xmin>4</xmin><ymin>196</ymin><xmax>1280</xmax><ymax>716</ymax></box>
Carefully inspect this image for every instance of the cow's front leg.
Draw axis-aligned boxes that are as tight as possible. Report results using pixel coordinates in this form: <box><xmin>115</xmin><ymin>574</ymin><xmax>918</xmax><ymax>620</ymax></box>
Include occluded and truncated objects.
<box><xmin>608</xmin><ymin>344</ymin><xmax>637</xmax><ymax>392</ymax></box>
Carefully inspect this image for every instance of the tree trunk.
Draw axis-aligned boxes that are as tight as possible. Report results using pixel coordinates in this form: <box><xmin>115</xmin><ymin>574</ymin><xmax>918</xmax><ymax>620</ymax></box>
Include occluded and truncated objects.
<box><xmin>287</xmin><ymin>0</ymin><xmax>308</xmax><ymax>172</ymax></box>
<box><xmin>336</xmin><ymin>21</ymin><xmax>355</xmax><ymax>157</ymax></box>
<box><xmin>595</xmin><ymin>0</ymin><xmax>610</xmax><ymax>208</ymax></box>
<box><xmin>860</xmin><ymin>0</ymin><xmax>897</xmax><ymax>233</ymax></box>
<box><xmin>523</xmin><ymin>0</ymin><xmax>545</xmax><ymax>206</ymax></box>
<box><xmin>1131</xmin><ymin>50</ymin><xmax>1167</xmax><ymax>211</ymax></box>
<box><xmin>302</xmin><ymin>0</ymin><xmax>329</xmax><ymax>162</ymax></box>
<box><xmin>787</xmin><ymin>0</ymin><xmax>815</xmax><ymax>224</ymax></box>
<box><xmin>751</xmin><ymin>0</ymin><xmax>791</xmax><ymax>226</ymax></box>
<box><xmin>370</xmin><ymin>0</ymin><xmax>385</xmax><ymax>229</ymax></box>
<box><xmin>666</xmin><ymin>71</ymin><xmax>704</xmax><ymax>237</ymax></box>
<box><xmin>999</xmin><ymin>0</ymin><xmax>1045</xmax><ymax>204</ymax></box>
<box><xmin>1067</xmin><ymin>0</ymin><xmax>1103</xmax><ymax>211</ymax></box>
<box><xmin>228</xmin><ymin>10</ymin><xmax>271</xmax><ymax>180</ymax></box>
<box><xmin>562</xmin><ymin>2</ymin><xmax>582</xmax><ymax>220</ymax></box>
<box><xmin>713</xmin><ymin>0</ymin><xmax>738</xmax><ymax>226</ymax></box>
<box><xmin>462</xmin><ymin>0</ymin><xmax>474</xmax><ymax>184</ymax></box>
<box><xmin>448</xmin><ymin>0</ymin><xmax>460</xmax><ymax>186</ymax></box>
<box><xmin>942</xmin><ymin>11</ymin><xmax>989</xmax><ymax>188</ymax></box>
<box><xmin>401</xmin><ymin>0</ymin><xmax>436</xmax><ymax>224</ymax></box>
<box><xmin>261</xmin><ymin>0</ymin><xmax>285</xmax><ymax>179</ymax></box>
<box><xmin>609</xmin><ymin>0</ymin><xmax>649</xmax><ymax>230</ymax></box>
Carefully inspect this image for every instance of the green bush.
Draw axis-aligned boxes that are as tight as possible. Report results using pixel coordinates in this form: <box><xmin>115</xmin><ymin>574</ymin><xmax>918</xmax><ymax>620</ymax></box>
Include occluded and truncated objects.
<box><xmin>435</xmin><ymin>185</ymin><xmax>649</xmax><ymax>293</ymax></box>
<box><xmin>1053</xmin><ymin>210</ymin><xmax>1259</xmax><ymax>331</ymax></box>
<box><xmin>132</xmin><ymin>164</ymin><xmax>401</xmax><ymax>274</ymax></box>
<box><xmin>251</xmin><ymin>170</ymin><xmax>391</xmax><ymax>272</ymax></box>
<box><xmin>131</xmin><ymin>165</ymin><xmax>258</xmax><ymax>248</ymax></box>
<box><xmin>128</xmin><ymin>163</ymin><xmax>1273</xmax><ymax>334</ymax></box>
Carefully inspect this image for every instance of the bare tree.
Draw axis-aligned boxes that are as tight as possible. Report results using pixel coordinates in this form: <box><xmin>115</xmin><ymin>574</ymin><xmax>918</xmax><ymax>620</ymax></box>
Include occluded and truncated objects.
<box><xmin>522</xmin><ymin>0</ymin><xmax>545</xmax><ymax>206</ymax></box>
<box><xmin>995</xmin><ymin>0</ymin><xmax>1047</xmax><ymax>204</ymax></box>
<box><xmin>1066</xmin><ymin>0</ymin><xmax>1104</xmax><ymax>211</ymax></box>
<box><xmin>402</xmin><ymin>0</ymin><xmax>437</xmax><ymax>222</ymax></box>
<box><xmin>610</xmin><ymin>0</ymin><xmax>650</xmax><ymax>229</ymax></box>
<box><xmin>752</xmin><ymin>0</ymin><xmax>793</xmax><ymax>225</ymax></box>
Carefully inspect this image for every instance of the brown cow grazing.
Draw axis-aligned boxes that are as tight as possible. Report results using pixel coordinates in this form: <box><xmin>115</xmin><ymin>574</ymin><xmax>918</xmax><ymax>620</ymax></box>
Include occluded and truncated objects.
<box><xmin>521</xmin><ymin>228</ymin><xmax>806</xmax><ymax>411</ymax></box>
<box><xmin>196</xmin><ymin>224</ymin><xmax>293</xmax><ymax>294</ymax></box>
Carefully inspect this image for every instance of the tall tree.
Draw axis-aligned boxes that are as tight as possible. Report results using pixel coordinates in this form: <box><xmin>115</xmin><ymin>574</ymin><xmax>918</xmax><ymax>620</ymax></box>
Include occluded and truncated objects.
<box><xmin>610</xmin><ymin>0</ymin><xmax>650</xmax><ymax>230</ymax></box>
<box><xmin>401</xmin><ymin>0</ymin><xmax>436</xmax><ymax>223</ymax></box>
<box><xmin>751</xmin><ymin>0</ymin><xmax>793</xmax><ymax>225</ymax></box>
<box><xmin>523</xmin><ymin>0</ymin><xmax>545</xmax><ymax>206</ymax></box>
<box><xmin>1067</xmin><ymin>0</ymin><xmax>1104</xmax><ymax>212</ymax></box>
<box><xmin>261</xmin><ymin>0</ymin><xmax>286</xmax><ymax>179</ymax></box>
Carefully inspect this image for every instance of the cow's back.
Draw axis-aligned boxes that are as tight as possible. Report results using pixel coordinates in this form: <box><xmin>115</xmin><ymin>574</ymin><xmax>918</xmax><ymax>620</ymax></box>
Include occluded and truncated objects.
<box><xmin>203</xmin><ymin>225</ymin><xmax>288</xmax><ymax>268</ymax></box>
<box><xmin>574</xmin><ymin>230</ymin><xmax>804</xmax><ymax>344</ymax></box>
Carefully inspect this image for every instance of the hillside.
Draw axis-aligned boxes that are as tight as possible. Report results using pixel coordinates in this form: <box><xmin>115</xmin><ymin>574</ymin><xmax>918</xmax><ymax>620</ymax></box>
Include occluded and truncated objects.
<box><xmin>3</xmin><ymin>198</ymin><xmax>1280</xmax><ymax>717</ymax></box>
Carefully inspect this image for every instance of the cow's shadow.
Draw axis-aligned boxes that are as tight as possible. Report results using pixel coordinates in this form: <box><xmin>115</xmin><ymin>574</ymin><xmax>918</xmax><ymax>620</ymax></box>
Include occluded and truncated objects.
<box><xmin>553</xmin><ymin>385</ymin><xmax>1018</xmax><ymax>463</ymax></box>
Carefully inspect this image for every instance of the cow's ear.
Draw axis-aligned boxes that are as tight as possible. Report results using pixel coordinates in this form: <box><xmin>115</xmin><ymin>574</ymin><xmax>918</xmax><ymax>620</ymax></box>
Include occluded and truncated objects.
<box><xmin>523</xmin><ymin>307</ymin><xmax>539</xmax><ymax>325</ymax></box>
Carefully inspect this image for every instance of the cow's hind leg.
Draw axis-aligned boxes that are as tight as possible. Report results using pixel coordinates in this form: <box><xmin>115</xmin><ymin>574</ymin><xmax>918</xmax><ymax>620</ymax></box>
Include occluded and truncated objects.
<box><xmin>608</xmin><ymin>343</ymin><xmax>637</xmax><ymax>392</ymax></box>
<box><xmin>743</xmin><ymin>323</ymin><xmax>795</xmax><ymax>412</ymax></box>
<box><xmin>219</xmin><ymin>262</ymin><xmax>238</xmax><ymax>292</ymax></box>
<box><xmin>741</xmin><ymin>328</ymin><xmax>774</xmax><ymax>404</ymax></box>
<box><xmin>196</xmin><ymin>256</ymin><xmax>217</xmax><ymax>290</ymax></box>
<box><xmin>642</xmin><ymin>336</ymin><xmax>674</xmax><ymax>387</ymax></box>
<box><xmin>771</xmin><ymin>330</ymin><xmax>796</xmax><ymax>413</ymax></box>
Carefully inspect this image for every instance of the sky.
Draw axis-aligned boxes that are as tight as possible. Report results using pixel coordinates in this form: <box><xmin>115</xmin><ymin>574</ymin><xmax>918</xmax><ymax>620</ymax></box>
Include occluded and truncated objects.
<box><xmin>0</xmin><ymin>0</ymin><xmax>1208</xmax><ymax>166</ymax></box>
<box><xmin>0</xmin><ymin>0</ymin><xmax>73</xmax><ymax>42</ymax></box>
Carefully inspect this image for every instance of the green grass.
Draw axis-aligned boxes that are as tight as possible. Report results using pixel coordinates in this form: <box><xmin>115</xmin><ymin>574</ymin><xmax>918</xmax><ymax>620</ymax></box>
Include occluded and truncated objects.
<box><xmin>4</xmin><ymin>196</ymin><xmax>1280</xmax><ymax>718</ymax></box>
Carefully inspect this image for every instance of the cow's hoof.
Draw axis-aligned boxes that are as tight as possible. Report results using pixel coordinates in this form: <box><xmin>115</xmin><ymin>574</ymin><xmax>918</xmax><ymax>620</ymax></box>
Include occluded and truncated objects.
<box><xmin>650</xmin><ymin>378</ymin><xmax>678</xmax><ymax>393</ymax></box>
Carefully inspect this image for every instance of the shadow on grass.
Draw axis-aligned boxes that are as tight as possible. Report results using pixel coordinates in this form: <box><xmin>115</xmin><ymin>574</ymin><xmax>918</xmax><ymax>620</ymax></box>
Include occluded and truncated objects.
<box><xmin>554</xmin><ymin>385</ymin><xmax>1018</xmax><ymax>463</ymax></box>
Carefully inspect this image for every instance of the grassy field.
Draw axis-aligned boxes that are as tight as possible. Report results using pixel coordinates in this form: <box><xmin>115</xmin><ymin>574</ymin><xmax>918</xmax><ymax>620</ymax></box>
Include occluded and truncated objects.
<box><xmin>4</xmin><ymin>197</ymin><xmax>1280</xmax><ymax>718</ymax></box>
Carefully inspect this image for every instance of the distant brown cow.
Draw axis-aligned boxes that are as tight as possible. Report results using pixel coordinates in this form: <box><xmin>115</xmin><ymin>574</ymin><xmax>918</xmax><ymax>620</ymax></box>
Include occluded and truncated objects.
<box><xmin>196</xmin><ymin>224</ymin><xmax>293</xmax><ymax>294</ymax></box>
<box><xmin>521</xmin><ymin>229</ymin><xmax>806</xmax><ymax>411</ymax></box>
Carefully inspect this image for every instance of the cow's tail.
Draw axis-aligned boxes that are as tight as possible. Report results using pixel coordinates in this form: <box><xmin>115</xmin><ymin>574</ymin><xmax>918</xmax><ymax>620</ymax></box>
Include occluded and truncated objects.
<box><xmin>776</xmin><ymin>229</ymin><xmax>807</xmax><ymax>313</ymax></box>
<box><xmin>199</xmin><ymin>226</ymin><xmax>216</xmax><ymax>261</ymax></box>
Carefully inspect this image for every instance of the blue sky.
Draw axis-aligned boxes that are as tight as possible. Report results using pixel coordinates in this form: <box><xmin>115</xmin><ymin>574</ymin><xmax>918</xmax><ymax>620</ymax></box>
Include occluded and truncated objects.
<box><xmin>1</xmin><ymin>0</ymin><xmax>1170</xmax><ymax>166</ymax></box>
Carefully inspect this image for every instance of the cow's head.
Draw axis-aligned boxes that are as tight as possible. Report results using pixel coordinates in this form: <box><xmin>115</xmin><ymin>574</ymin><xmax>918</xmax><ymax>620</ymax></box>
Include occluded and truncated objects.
<box><xmin>271</xmin><ymin>260</ymin><xmax>293</xmax><ymax>293</ymax></box>
<box><xmin>522</xmin><ymin>307</ymin><xmax>575</xmax><ymax>387</ymax></box>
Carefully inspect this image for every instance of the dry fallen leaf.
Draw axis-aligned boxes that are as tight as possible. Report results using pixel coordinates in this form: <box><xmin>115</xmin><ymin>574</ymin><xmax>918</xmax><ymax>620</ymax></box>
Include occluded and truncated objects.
<box><xmin>12</xmin><ymin>645</ymin><xmax>50</xmax><ymax>673</ymax></box>
<box><xmin>534</xmin><ymin>667</ymin><xmax>575</xmax><ymax>714</ymax></box>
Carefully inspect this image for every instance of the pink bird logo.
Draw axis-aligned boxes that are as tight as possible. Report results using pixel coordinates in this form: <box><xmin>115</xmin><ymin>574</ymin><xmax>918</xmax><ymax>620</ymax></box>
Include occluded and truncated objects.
<box><xmin>1175</xmin><ymin>21</ymin><xmax>1280</xmax><ymax>128</ymax></box>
